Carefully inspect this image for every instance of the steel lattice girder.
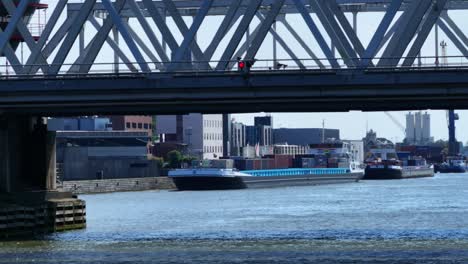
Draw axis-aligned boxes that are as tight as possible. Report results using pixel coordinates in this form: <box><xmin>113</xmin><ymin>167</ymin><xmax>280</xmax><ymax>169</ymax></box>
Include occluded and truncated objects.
<box><xmin>0</xmin><ymin>0</ymin><xmax>466</xmax><ymax>76</ymax></box>
<box><xmin>68</xmin><ymin>0</ymin><xmax>468</xmax><ymax>17</ymax></box>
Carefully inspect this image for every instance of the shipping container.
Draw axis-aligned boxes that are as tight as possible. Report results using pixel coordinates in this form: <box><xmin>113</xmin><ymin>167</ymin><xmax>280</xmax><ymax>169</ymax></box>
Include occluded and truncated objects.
<box><xmin>253</xmin><ymin>159</ymin><xmax>262</xmax><ymax>170</ymax></box>
<box><xmin>234</xmin><ymin>159</ymin><xmax>246</xmax><ymax>170</ymax></box>
<box><xmin>338</xmin><ymin>162</ymin><xmax>349</xmax><ymax>168</ymax></box>
<box><xmin>267</xmin><ymin>158</ymin><xmax>276</xmax><ymax>170</ymax></box>
<box><xmin>245</xmin><ymin>159</ymin><xmax>254</xmax><ymax>170</ymax></box>
<box><xmin>302</xmin><ymin>158</ymin><xmax>316</xmax><ymax>168</ymax></box>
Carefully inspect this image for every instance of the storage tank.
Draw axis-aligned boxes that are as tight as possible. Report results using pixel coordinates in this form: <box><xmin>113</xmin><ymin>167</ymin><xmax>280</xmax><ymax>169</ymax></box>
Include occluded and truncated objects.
<box><xmin>422</xmin><ymin>112</ymin><xmax>431</xmax><ymax>143</ymax></box>
<box><xmin>414</xmin><ymin>112</ymin><xmax>422</xmax><ymax>143</ymax></box>
<box><xmin>405</xmin><ymin>112</ymin><xmax>415</xmax><ymax>143</ymax></box>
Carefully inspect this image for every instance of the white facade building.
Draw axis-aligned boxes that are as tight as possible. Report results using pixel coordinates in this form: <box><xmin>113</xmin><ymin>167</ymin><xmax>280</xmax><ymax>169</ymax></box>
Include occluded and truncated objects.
<box><xmin>156</xmin><ymin>114</ymin><xmax>223</xmax><ymax>159</ymax></box>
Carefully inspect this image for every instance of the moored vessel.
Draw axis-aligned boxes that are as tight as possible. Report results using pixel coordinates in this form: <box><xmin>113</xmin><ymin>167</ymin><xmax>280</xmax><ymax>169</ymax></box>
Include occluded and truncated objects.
<box><xmin>169</xmin><ymin>166</ymin><xmax>364</xmax><ymax>191</ymax></box>
<box><xmin>434</xmin><ymin>157</ymin><xmax>466</xmax><ymax>173</ymax></box>
<box><xmin>364</xmin><ymin>159</ymin><xmax>434</xmax><ymax>180</ymax></box>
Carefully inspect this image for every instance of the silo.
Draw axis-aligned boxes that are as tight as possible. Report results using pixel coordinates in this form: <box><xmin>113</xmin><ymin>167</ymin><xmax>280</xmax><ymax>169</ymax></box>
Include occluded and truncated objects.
<box><xmin>422</xmin><ymin>112</ymin><xmax>431</xmax><ymax>142</ymax></box>
<box><xmin>415</xmin><ymin>112</ymin><xmax>422</xmax><ymax>143</ymax></box>
<box><xmin>405</xmin><ymin>112</ymin><xmax>415</xmax><ymax>143</ymax></box>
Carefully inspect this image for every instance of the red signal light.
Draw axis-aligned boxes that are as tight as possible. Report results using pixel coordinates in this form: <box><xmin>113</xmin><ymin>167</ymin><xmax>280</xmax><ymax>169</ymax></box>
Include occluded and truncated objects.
<box><xmin>238</xmin><ymin>61</ymin><xmax>245</xmax><ymax>69</ymax></box>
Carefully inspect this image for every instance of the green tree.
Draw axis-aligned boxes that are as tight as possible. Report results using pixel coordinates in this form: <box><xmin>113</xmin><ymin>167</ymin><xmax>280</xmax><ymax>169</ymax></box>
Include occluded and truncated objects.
<box><xmin>166</xmin><ymin>150</ymin><xmax>182</xmax><ymax>168</ymax></box>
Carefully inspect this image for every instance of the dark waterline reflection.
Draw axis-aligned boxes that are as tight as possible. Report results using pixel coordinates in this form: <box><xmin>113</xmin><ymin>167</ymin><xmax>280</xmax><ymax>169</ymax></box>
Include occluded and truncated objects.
<box><xmin>1</xmin><ymin>173</ymin><xmax>468</xmax><ymax>263</ymax></box>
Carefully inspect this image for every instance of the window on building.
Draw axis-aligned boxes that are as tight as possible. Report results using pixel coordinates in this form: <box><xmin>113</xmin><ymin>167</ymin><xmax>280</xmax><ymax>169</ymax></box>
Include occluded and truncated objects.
<box><xmin>132</xmin><ymin>123</ymin><xmax>137</xmax><ymax>128</ymax></box>
<box><xmin>126</xmin><ymin>122</ymin><xmax>131</xmax><ymax>129</ymax></box>
<box><xmin>138</xmin><ymin>123</ymin><xmax>143</xmax><ymax>129</ymax></box>
<box><xmin>144</xmin><ymin>123</ymin><xmax>149</xmax><ymax>129</ymax></box>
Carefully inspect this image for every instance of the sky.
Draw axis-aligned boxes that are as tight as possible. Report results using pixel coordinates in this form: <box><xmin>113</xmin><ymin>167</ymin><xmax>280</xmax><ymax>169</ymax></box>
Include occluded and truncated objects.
<box><xmin>18</xmin><ymin>2</ymin><xmax>468</xmax><ymax>143</ymax></box>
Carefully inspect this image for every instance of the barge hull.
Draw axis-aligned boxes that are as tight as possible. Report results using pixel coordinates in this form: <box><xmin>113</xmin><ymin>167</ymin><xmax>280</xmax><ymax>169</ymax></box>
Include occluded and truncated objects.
<box><xmin>242</xmin><ymin>173</ymin><xmax>362</xmax><ymax>188</ymax></box>
<box><xmin>172</xmin><ymin>176</ymin><xmax>246</xmax><ymax>190</ymax></box>
<box><xmin>364</xmin><ymin>167</ymin><xmax>434</xmax><ymax>180</ymax></box>
<box><xmin>172</xmin><ymin>173</ymin><xmax>363</xmax><ymax>191</ymax></box>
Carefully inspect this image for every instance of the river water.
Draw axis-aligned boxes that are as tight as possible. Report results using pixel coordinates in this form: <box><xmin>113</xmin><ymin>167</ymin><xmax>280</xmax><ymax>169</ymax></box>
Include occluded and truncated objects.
<box><xmin>1</xmin><ymin>173</ymin><xmax>468</xmax><ymax>263</ymax></box>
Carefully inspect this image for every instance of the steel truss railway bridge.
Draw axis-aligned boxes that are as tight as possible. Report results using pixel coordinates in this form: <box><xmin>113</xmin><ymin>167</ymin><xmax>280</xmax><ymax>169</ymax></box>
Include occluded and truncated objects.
<box><xmin>0</xmin><ymin>0</ymin><xmax>467</xmax><ymax>194</ymax></box>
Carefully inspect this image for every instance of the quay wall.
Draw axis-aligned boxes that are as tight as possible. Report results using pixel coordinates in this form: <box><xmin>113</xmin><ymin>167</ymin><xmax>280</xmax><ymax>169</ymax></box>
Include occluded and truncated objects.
<box><xmin>62</xmin><ymin>177</ymin><xmax>175</xmax><ymax>194</ymax></box>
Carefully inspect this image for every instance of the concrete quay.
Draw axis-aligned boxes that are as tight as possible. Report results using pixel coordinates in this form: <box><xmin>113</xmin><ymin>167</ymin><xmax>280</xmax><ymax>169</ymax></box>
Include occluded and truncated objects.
<box><xmin>61</xmin><ymin>177</ymin><xmax>175</xmax><ymax>194</ymax></box>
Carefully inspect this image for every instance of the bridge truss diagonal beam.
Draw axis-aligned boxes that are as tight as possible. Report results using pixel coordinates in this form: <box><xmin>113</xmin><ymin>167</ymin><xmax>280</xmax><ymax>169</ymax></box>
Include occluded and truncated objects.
<box><xmin>245</xmin><ymin>0</ymin><xmax>286</xmax><ymax>61</ymax></box>
<box><xmin>292</xmin><ymin>0</ymin><xmax>339</xmax><ymax>68</ymax></box>
<box><xmin>49</xmin><ymin>0</ymin><xmax>97</xmax><ymax>75</ymax></box>
<box><xmin>2</xmin><ymin>0</ymin><xmax>49</xmax><ymax>73</ymax></box>
<box><xmin>402</xmin><ymin>0</ymin><xmax>450</xmax><ymax>67</ymax></box>
<box><xmin>315</xmin><ymin>0</ymin><xmax>360</xmax><ymax>66</ymax></box>
<box><xmin>280</xmin><ymin>18</ymin><xmax>325</xmax><ymax>69</ymax></box>
<box><xmin>361</xmin><ymin>0</ymin><xmax>403</xmax><ymax>67</ymax></box>
<box><xmin>440</xmin><ymin>13</ymin><xmax>468</xmax><ymax>47</ymax></box>
<box><xmin>216</xmin><ymin>0</ymin><xmax>263</xmax><ymax>70</ymax></box>
<box><xmin>168</xmin><ymin>0</ymin><xmax>213</xmax><ymax>71</ymax></box>
<box><xmin>378</xmin><ymin>0</ymin><xmax>433</xmax><ymax>67</ymax></box>
<box><xmin>203</xmin><ymin>0</ymin><xmax>242</xmax><ymax>60</ymax></box>
<box><xmin>101</xmin><ymin>0</ymin><xmax>150</xmax><ymax>72</ymax></box>
<box><xmin>142</xmin><ymin>0</ymin><xmax>179</xmax><ymax>53</ymax></box>
<box><xmin>85</xmin><ymin>17</ymin><xmax>138</xmax><ymax>72</ymax></box>
<box><xmin>28</xmin><ymin>14</ymin><xmax>77</xmax><ymax>75</ymax></box>
<box><xmin>324</xmin><ymin>0</ymin><xmax>367</xmax><ymax>59</ymax></box>
<box><xmin>24</xmin><ymin>0</ymin><xmax>67</xmax><ymax>74</ymax></box>
<box><xmin>162</xmin><ymin>0</ymin><xmax>210</xmax><ymax>67</ymax></box>
<box><xmin>127</xmin><ymin>0</ymin><xmax>169</xmax><ymax>63</ymax></box>
<box><xmin>255</xmin><ymin>13</ymin><xmax>305</xmax><ymax>69</ymax></box>
<box><xmin>70</xmin><ymin>0</ymin><xmax>131</xmax><ymax>74</ymax></box>
<box><xmin>0</xmin><ymin>27</ymin><xmax>23</xmax><ymax>74</ymax></box>
<box><xmin>0</xmin><ymin>0</ymin><xmax>31</xmax><ymax>74</ymax></box>
<box><xmin>437</xmin><ymin>20</ymin><xmax>468</xmax><ymax>58</ymax></box>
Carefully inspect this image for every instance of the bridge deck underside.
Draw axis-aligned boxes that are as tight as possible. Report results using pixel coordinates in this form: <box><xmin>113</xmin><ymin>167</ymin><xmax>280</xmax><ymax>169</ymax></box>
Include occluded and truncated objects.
<box><xmin>1</xmin><ymin>69</ymin><xmax>467</xmax><ymax>115</ymax></box>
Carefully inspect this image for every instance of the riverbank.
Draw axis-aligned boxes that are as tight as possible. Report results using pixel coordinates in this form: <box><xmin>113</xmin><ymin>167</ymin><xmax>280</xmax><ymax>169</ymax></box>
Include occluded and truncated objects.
<box><xmin>61</xmin><ymin>177</ymin><xmax>175</xmax><ymax>194</ymax></box>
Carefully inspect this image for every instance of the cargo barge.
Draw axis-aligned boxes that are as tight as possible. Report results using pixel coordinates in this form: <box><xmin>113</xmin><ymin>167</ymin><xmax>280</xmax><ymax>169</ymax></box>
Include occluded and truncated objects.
<box><xmin>169</xmin><ymin>167</ymin><xmax>364</xmax><ymax>191</ymax></box>
<box><xmin>363</xmin><ymin>159</ymin><xmax>434</xmax><ymax>179</ymax></box>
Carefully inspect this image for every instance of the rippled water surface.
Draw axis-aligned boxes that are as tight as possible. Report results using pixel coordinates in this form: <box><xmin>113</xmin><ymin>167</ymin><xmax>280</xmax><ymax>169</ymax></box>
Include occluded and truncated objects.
<box><xmin>1</xmin><ymin>173</ymin><xmax>468</xmax><ymax>263</ymax></box>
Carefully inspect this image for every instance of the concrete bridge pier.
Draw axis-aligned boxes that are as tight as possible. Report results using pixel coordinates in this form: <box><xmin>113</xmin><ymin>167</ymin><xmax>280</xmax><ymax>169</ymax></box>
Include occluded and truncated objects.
<box><xmin>0</xmin><ymin>116</ymin><xmax>86</xmax><ymax>238</ymax></box>
<box><xmin>0</xmin><ymin>116</ymin><xmax>55</xmax><ymax>192</ymax></box>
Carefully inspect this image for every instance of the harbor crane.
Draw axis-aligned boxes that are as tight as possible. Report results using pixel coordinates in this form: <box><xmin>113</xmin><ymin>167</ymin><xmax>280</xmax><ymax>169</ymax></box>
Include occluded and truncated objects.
<box><xmin>440</xmin><ymin>41</ymin><xmax>460</xmax><ymax>156</ymax></box>
<box><xmin>384</xmin><ymin>112</ymin><xmax>406</xmax><ymax>142</ymax></box>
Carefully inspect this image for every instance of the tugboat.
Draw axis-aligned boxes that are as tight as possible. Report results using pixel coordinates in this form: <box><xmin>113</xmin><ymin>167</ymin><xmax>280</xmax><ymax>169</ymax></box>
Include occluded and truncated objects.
<box><xmin>434</xmin><ymin>157</ymin><xmax>466</xmax><ymax>173</ymax></box>
<box><xmin>363</xmin><ymin>147</ymin><xmax>433</xmax><ymax>179</ymax></box>
<box><xmin>364</xmin><ymin>157</ymin><xmax>434</xmax><ymax>179</ymax></box>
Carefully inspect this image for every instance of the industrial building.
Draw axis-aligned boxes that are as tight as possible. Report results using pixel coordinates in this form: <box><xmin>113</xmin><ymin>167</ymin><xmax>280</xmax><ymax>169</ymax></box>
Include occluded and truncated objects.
<box><xmin>231</xmin><ymin>121</ymin><xmax>247</xmax><ymax>157</ymax></box>
<box><xmin>110</xmin><ymin>116</ymin><xmax>154</xmax><ymax>136</ymax></box>
<box><xmin>156</xmin><ymin>114</ymin><xmax>223</xmax><ymax>159</ymax></box>
<box><xmin>56</xmin><ymin>131</ymin><xmax>157</xmax><ymax>181</ymax></box>
<box><xmin>273</xmin><ymin>128</ymin><xmax>340</xmax><ymax>146</ymax></box>
<box><xmin>48</xmin><ymin>117</ymin><xmax>112</xmax><ymax>131</ymax></box>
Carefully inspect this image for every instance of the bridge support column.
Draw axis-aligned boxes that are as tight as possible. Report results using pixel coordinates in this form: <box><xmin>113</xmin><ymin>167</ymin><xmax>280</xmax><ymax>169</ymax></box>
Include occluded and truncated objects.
<box><xmin>0</xmin><ymin>116</ymin><xmax>56</xmax><ymax>193</ymax></box>
<box><xmin>222</xmin><ymin>114</ymin><xmax>231</xmax><ymax>158</ymax></box>
<box><xmin>0</xmin><ymin>116</ymin><xmax>85</xmax><ymax>239</ymax></box>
